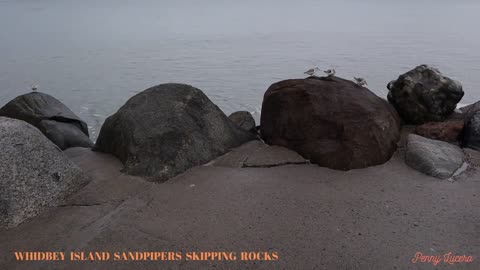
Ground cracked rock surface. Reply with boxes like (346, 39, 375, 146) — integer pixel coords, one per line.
(209, 140, 308, 168)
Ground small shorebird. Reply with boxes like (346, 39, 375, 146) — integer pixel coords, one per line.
(324, 69, 336, 77)
(304, 67, 320, 76)
(31, 85, 38, 92)
(354, 77, 368, 87)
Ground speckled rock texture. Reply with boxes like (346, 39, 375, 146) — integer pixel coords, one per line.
(0, 117, 90, 230)
(463, 111, 480, 150)
(228, 111, 256, 132)
(94, 83, 255, 182)
(459, 100, 480, 120)
(387, 65, 464, 124)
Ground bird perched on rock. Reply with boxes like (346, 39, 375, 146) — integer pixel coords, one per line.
(304, 67, 320, 76)
(354, 77, 368, 87)
(324, 69, 336, 77)
(31, 85, 38, 92)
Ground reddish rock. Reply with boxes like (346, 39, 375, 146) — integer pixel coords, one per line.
(260, 76, 401, 171)
(415, 120, 464, 143)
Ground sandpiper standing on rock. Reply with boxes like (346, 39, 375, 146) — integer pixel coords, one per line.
(31, 85, 38, 92)
(324, 69, 336, 77)
(354, 77, 368, 87)
(304, 67, 320, 76)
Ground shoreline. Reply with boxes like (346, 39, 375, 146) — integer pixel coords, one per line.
(1, 65, 480, 269)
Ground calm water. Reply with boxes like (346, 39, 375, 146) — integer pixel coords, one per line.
(1, 0, 479, 139)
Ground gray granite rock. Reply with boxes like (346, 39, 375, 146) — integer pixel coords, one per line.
(38, 120, 94, 150)
(459, 101, 480, 120)
(228, 111, 256, 132)
(463, 111, 480, 150)
(0, 92, 93, 150)
(387, 65, 464, 124)
(406, 134, 464, 179)
(94, 83, 255, 182)
(0, 117, 90, 229)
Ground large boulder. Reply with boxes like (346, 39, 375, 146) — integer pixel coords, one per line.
(94, 83, 255, 182)
(387, 65, 464, 124)
(228, 111, 256, 132)
(405, 134, 464, 179)
(0, 117, 90, 230)
(0, 92, 93, 150)
(260, 76, 401, 170)
(463, 111, 480, 150)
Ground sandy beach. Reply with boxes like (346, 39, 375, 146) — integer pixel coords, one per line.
(1, 141, 479, 270)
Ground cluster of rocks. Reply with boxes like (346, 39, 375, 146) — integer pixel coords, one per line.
(387, 65, 479, 179)
(259, 64, 479, 179)
(1, 64, 479, 230)
(0, 84, 257, 229)
(0, 93, 96, 229)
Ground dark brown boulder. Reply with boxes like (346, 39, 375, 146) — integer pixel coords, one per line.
(260, 76, 401, 170)
(415, 120, 464, 143)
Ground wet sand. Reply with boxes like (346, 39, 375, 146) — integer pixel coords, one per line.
(0, 143, 479, 270)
